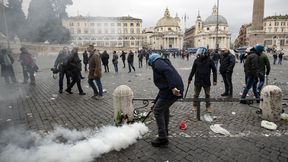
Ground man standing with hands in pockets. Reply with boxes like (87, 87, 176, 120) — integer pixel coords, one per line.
(148, 53, 184, 147)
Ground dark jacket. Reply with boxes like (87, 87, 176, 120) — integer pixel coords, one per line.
(258, 53, 270, 75)
(67, 52, 81, 73)
(0, 51, 15, 77)
(244, 52, 260, 77)
(212, 52, 221, 61)
(54, 50, 70, 71)
(188, 56, 217, 87)
(101, 51, 109, 65)
(152, 59, 184, 101)
(112, 53, 118, 64)
(220, 53, 235, 74)
(120, 51, 126, 60)
(83, 51, 89, 64)
(127, 52, 134, 63)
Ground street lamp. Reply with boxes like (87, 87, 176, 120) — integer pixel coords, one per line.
(216, 0, 219, 50)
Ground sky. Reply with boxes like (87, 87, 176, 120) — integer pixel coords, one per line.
(22, 0, 288, 41)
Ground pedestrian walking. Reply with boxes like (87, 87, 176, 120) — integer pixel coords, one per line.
(188, 47, 217, 113)
(83, 50, 89, 72)
(211, 49, 221, 71)
(65, 47, 86, 95)
(127, 50, 136, 73)
(272, 49, 277, 65)
(0, 49, 17, 84)
(219, 48, 235, 97)
(54, 47, 71, 93)
(148, 53, 184, 147)
(278, 50, 284, 65)
(138, 50, 144, 68)
(120, 51, 126, 68)
(112, 51, 119, 73)
(240, 47, 260, 104)
(101, 50, 110, 72)
(87, 45, 104, 100)
(19, 47, 38, 85)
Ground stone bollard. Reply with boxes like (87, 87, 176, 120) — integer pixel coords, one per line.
(113, 85, 134, 124)
(260, 85, 283, 121)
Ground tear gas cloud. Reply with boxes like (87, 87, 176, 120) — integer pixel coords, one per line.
(0, 123, 149, 162)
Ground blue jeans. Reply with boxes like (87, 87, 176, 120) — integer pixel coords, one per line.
(59, 70, 71, 90)
(241, 75, 259, 99)
(88, 77, 103, 96)
(113, 63, 118, 73)
(257, 73, 265, 93)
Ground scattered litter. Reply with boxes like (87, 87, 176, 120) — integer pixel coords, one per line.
(134, 74, 142, 77)
(52, 94, 58, 98)
(26, 96, 30, 98)
(280, 113, 288, 121)
(6, 119, 12, 122)
(179, 132, 191, 138)
(210, 124, 231, 136)
(112, 83, 116, 85)
(202, 114, 213, 122)
(8, 106, 12, 109)
(232, 112, 236, 115)
(27, 113, 32, 117)
(50, 98, 55, 100)
(143, 90, 147, 92)
(261, 120, 277, 130)
(103, 89, 107, 93)
(179, 120, 187, 130)
(85, 86, 89, 88)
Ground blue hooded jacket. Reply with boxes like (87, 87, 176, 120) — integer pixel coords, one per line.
(150, 55, 184, 101)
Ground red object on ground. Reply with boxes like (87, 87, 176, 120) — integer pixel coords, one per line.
(179, 120, 187, 130)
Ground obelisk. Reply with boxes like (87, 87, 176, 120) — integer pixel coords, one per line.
(249, 0, 265, 45)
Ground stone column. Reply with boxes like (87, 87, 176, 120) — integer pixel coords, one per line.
(260, 85, 283, 121)
(113, 85, 134, 124)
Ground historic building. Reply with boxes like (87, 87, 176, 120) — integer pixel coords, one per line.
(62, 16, 143, 49)
(184, 5, 231, 49)
(146, 8, 183, 50)
(234, 15, 288, 49)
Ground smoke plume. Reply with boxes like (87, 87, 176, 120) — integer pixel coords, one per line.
(0, 123, 148, 162)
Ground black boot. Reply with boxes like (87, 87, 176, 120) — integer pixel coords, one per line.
(151, 138, 169, 147)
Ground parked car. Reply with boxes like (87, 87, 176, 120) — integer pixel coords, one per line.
(187, 48, 198, 55)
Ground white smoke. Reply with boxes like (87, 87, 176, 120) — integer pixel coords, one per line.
(0, 123, 148, 162)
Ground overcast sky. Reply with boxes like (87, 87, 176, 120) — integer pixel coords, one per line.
(22, 0, 287, 41)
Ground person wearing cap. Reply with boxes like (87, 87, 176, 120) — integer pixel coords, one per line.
(219, 48, 235, 97)
(240, 47, 260, 104)
(255, 44, 270, 94)
(188, 47, 217, 113)
(148, 53, 184, 147)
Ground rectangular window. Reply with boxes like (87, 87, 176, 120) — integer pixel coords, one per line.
(98, 29, 102, 34)
(117, 23, 121, 27)
(110, 23, 115, 27)
(105, 29, 108, 34)
(77, 29, 81, 34)
(97, 23, 101, 27)
(104, 23, 108, 27)
(123, 23, 128, 27)
(124, 29, 128, 33)
(84, 29, 89, 34)
(136, 22, 140, 27)
(130, 28, 134, 34)
(118, 29, 122, 34)
(111, 29, 115, 34)
(90, 29, 95, 34)
(130, 23, 134, 27)
(69, 22, 74, 26)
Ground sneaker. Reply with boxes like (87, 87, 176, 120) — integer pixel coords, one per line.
(96, 96, 104, 100)
(65, 89, 73, 94)
(221, 93, 229, 97)
(91, 95, 98, 99)
(79, 92, 86, 95)
(59, 89, 63, 94)
(151, 138, 169, 147)
(206, 107, 212, 113)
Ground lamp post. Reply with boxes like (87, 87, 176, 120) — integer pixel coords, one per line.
(216, 0, 219, 50)
(1, 0, 10, 49)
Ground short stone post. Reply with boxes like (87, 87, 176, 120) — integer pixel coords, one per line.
(260, 85, 283, 121)
(113, 85, 134, 123)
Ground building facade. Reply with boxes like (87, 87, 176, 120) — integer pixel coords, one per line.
(235, 15, 288, 49)
(184, 6, 231, 49)
(62, 16, 143, 49)
(147, 8, 183, 50)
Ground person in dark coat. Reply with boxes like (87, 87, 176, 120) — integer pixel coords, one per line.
(219, 49, 235, 97)
(256, 44, 270, 94)
(127, 50, 136, 72)
(54, 47, 71, 93)
(19, 47, 38, 85)
(0, 49, 17, 84)
(112, 51, 119, 73)
(272, 49, 277, 65)
(65, 47, 86, 95)
(240, 47, 260, 104)
(120, 51, 126, 68)
(138, 50, 144, 68)
(101, 50, 110, 72)
(82, 50, 89, 71)
(278, 49, 284, 65)
(211, 49, 221, 70)
(188, 47, 217, 113)
(149, 53, 184, 147)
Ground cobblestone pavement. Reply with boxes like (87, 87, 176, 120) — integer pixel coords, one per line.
(0, 53, 288, 162)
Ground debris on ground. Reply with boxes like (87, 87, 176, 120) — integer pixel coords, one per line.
(261, 120, 277, 130)
(210, 124, 231, 136)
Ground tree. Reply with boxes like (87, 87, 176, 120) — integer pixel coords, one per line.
(25, 0, 72, 43)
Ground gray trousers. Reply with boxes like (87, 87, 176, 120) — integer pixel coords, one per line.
(154, 98, 177, 139)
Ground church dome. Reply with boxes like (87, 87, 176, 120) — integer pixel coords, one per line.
(156, 8, 179, 27)
(204, 5, 228, 26)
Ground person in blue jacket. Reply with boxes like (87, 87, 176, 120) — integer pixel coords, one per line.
(148, 53, 184, 147)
